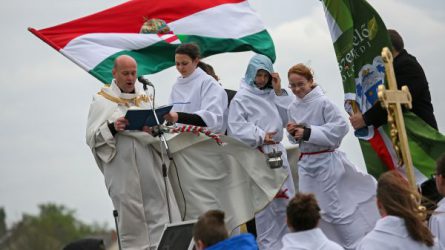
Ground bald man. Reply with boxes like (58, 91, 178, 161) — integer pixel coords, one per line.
(86, 55, 180, 250)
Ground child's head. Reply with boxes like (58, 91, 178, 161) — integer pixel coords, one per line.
(436, 153, 445, 196)
(286, 193, 320, 232)
(193, 210, 229, 250)
(287, 63, 316, 99)
(175, 43, 201, 78)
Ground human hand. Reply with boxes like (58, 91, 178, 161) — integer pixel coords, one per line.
(264, 131, 277, 145)
(271, 72, 282, 95)
(114, 116, 129, 132)
(293, 127, 305, 141)
(287, 122, 299, 135)
(164, 112, 178, 123)
(142, 126, 153, 135)
(349, 112, 366, 130)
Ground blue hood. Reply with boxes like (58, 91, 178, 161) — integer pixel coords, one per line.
(245, 54, 274, 88)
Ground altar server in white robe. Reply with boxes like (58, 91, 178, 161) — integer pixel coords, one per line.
(281, 192, 343, 250)
(430, 153, 445, 244)
(228, 54, 296, 250)
(86, 55, 180, 250)
(286, 63, 379, 250)
(164, 43, 228, 133)
(358, 171, 443, 250)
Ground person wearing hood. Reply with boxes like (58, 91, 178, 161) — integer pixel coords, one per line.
(286, 63, 379, 250)
(164, 43, 228, 133)
(227, 54, 296, 250)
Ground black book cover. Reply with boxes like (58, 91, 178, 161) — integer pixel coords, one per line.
(124, 105, 173, 130)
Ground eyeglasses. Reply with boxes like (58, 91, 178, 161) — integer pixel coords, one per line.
(288, 82, 307, 89)
(431, 173, 442, 179)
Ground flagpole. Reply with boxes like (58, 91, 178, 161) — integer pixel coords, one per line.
(28, 27, 61, 51)
(28, 27, 89, 72)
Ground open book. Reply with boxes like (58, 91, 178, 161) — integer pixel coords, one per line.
(124, 105, 173, 130)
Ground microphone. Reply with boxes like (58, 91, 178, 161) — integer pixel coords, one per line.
(138, 76, 154, 88)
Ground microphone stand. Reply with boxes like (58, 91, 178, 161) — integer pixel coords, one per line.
(141, 80, 173, 223)
(113, 210, 122, 250)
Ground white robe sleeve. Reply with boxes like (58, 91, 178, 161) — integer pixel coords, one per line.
(273, 92, 294, 128)
(86, 95, 118, 164)
(286, 104, 299, 145)
(92, 123, 117, 163)
(193, 79, 228, 133)
(307, 100, 349, 148)
(228, 98, 265, 148)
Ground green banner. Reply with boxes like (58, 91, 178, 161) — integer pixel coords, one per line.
(323, 0, 391, 112)
(321, 0, 445, 181)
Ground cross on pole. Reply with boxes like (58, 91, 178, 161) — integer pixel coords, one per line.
(379, 47, 416, 190)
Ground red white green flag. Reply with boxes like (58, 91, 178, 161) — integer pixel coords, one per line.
(321, 0, 445, 184)
(29, 0, 275, 84)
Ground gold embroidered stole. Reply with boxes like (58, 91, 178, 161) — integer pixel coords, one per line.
(98, 90, 149, 107)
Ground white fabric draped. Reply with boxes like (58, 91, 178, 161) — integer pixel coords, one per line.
(164, 133, 288, 232)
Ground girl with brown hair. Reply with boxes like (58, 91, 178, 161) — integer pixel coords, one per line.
(357, 171, 442, 249)
(164, 43, 228, 133)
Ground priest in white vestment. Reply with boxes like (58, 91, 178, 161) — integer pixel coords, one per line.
(86, 55, 180, 250)
(228, 54, 296, 250)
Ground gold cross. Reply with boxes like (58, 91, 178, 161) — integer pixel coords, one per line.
(379, 47, 416, 190)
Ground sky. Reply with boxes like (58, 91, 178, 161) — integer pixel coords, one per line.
(0, 0, 444, 228)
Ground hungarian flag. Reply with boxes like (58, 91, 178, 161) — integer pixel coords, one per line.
(29, 0, 275, 84)
(321, 0, 445, 183)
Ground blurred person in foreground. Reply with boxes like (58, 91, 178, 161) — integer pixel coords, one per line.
(194, 210, 258, 250)
(357, 171, 442, 249)
(281, 193, 343, 250)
